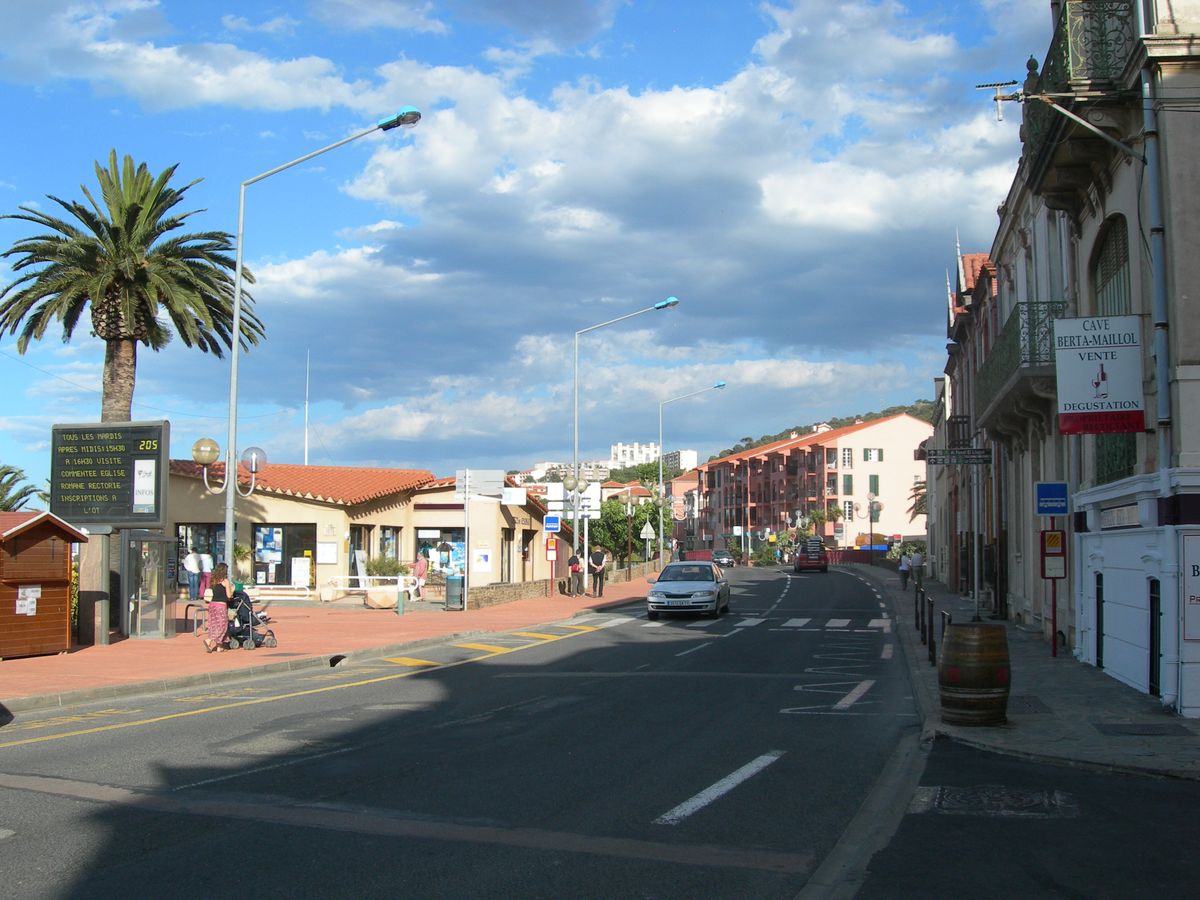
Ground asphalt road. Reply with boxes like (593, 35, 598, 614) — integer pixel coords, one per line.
(0, 565, 919, 898)
(857, 737, 1200, 899)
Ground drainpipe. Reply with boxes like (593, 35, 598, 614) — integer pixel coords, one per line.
(1135, 4, 1178, 711)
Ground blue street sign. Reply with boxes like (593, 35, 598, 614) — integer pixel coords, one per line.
(544, 515, 561, 533)
(1035, 482, 1069, 517)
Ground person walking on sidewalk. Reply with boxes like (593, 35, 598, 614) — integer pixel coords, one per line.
(198, 548, 214, 598)
(412, 552, 428, 600)
(182, 547, 201, 603)
(589, 545, 607, 598)
(910, 548, 924, 588)
(567, 551, 584, 596)
(204, 562, 232, 653)
(898, 550, 911, 590)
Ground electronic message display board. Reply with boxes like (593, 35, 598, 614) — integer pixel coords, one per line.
(50, 421, 170, 527)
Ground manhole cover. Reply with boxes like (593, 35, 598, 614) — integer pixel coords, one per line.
(1007, 694, 1052, 714)
(909, 785, 1077, 818)
(1092, 722, 1194, 737)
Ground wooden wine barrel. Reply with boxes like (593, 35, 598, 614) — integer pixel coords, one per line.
(938, 623, 1011, 725)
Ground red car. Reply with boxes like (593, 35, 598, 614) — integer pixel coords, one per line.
(793, 538, 829, 573)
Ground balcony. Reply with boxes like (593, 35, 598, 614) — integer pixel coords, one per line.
(976, 301, 1066, 439)
(1023, 1, 1137, 202)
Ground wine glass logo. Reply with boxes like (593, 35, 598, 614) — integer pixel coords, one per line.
(1091, 362, 1109, 399)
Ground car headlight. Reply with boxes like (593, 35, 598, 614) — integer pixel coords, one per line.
(649, 591, 666, 600)
(691, 589, 716, 599)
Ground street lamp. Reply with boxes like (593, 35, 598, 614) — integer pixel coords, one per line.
(622, 486, 635, 578)
(659, 380, 726, 562)
(221, 107, 421, 568)
(854, 492, 883, 567)
(572, 297, 679, 556)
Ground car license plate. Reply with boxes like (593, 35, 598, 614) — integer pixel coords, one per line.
(665, 599, 691, 606)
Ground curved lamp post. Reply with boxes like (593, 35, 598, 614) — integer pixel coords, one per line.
(854, 492, 883, 567)
(221, 107, 421, 568)
(658, 380, 726, 562)
(571, 297, 679, 556)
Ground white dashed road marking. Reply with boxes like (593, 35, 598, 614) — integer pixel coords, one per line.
(654, 751, 786, 825)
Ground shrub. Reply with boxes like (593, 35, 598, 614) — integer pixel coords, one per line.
(365, 556, 410, 577)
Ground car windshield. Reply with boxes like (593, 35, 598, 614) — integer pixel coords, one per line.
(659, 565, 713, 582)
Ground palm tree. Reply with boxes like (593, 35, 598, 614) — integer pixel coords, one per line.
(0, 150, 265, 422)
(0, 465, 40, 511)
(907, 479, 927, 521)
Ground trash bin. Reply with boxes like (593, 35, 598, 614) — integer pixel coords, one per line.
(445, 575, 464, 610)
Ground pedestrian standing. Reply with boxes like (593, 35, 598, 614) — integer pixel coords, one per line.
(589, 545, 607, 598)
(910, 548, 924, 588)
(182, 547, 201, 603)
(198, 548, 214, 598)
(204, 562, 232, 653)
(412, 552, 428, 600)
(898, 550, 911, 590)
(567, 551, 584, 596)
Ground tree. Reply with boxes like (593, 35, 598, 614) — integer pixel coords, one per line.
(0, 465, 40, 511)
(0, 151, 265, 422)
(907, 479, 927, 521)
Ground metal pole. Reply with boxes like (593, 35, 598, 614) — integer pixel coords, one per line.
(222, 113, 419, 570)
(572, 331, 579, 558)
(658, 403, 665, 563)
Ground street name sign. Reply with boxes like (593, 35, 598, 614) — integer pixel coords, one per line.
(925, 447, 992, 465)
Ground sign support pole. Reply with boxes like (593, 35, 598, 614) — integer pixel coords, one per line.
(1051, 515, 1058, 657)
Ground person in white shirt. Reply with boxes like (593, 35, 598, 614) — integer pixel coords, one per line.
(199, 550, 215, 598)
(909, 549, 924, 588)
(182, 547, 201, 602)
(898, 551, 912, 590)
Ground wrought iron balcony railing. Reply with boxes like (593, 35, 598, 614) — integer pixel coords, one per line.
(1024, 1, 1135, 164)
(975, 301, 1066, 416)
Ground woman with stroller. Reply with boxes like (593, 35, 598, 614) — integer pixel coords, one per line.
(204, 561, 233, 653)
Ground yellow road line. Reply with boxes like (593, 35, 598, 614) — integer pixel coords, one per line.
(560, 625, 597, 633)
(511, 632, 561, 641)
(454, 642, 515, 654)
(384, 657, 441, 667)
(0, 623, 596, 750)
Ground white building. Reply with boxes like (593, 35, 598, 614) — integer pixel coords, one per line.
(610, 442, 659, 468)
(662, 449, 699, 472)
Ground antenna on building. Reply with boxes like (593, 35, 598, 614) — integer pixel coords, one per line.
(975, 80, 1019, 121)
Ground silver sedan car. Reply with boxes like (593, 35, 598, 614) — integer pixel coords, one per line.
(646, 561, 730, 620)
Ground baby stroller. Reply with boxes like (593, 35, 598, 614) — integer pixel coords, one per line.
(226, 590, 278, 649)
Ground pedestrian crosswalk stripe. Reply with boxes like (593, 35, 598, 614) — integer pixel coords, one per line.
(642, 621, 666, 627)
(784, 618, 812, 628)
(826, 618, 851, 628)
(384, 657, 440, 667)
(867, 619, 892, 632)
(734, 618, 764, 627)
(687, 620, 717, 628)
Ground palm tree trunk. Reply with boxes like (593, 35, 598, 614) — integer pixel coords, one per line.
(101, 339, 138, 422)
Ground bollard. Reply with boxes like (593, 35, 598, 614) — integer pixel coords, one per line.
(919, 589, 928, 643)
(928, 596, 937, 665)
(941, 609, 952, 641)
(914, 585, 921, 630)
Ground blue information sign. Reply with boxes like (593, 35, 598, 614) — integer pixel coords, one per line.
(1035, 482, 1069, 517)
(544, 515, 561, 533)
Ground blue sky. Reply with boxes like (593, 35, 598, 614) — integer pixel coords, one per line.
(0, 0, 1053, 491)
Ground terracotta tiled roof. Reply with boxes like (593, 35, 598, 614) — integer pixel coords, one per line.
(0, 509, 90, 542)
(697, 417, 899, 470)
(170, 460, 435, 506)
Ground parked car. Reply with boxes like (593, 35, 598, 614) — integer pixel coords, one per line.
(646, 561, 730, 620)
(793, 538, 829, 573)
(712, 549, 736, 568)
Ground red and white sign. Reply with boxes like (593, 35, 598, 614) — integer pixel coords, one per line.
(546, 536, 558, 561)
(1040, 529, 1066, 580)
(1054, 315, 1144, 435)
